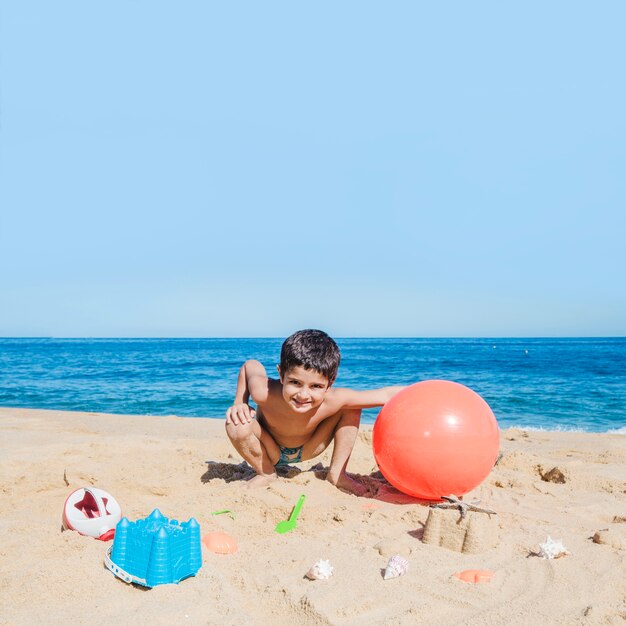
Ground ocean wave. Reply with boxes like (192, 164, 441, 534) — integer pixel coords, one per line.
(607, 426, 626, 435)
(503, 424, 626, 435)
(506, 424, 587, 433)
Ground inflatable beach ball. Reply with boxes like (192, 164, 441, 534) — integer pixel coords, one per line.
(373, 380, 500, 500)
(62, 487, 122, 541)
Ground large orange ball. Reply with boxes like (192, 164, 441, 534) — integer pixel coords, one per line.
(372, 380, 500, 500)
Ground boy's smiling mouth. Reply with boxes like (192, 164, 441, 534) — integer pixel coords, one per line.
(292, 399, 312, 409)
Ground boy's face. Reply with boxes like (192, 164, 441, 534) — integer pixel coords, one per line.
(278, 365, 331, 413)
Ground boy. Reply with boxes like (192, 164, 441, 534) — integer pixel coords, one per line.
(225, 329, 404, 495)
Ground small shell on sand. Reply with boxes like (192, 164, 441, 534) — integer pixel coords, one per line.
(383, 555, 409, 580)
(538, 536, 569, 559)
(305, 559, 334, 580)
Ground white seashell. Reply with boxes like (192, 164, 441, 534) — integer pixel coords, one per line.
(383, 554, 409, 580)
(538, 536, 569, 559)
(305, 559, 334, 580)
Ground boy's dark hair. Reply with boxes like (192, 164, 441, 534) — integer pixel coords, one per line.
(280, 329, 341, 385)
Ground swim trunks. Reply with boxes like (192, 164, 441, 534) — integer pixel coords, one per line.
(276, 445, 304, 466)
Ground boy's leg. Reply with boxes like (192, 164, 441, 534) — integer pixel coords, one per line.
(225, 419, 281, 486)
(302, 409, 369, 496)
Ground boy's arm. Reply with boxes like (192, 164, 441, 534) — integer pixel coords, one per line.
(226, 360, 269, 425)
(329, 386, 406, 410)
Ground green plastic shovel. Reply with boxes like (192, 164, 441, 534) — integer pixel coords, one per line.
(275, 494, 306, 534)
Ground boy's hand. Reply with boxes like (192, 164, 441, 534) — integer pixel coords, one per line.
(225, 403, 256, 425)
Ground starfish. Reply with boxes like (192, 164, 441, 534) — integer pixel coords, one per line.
(431, 494, 497, 519)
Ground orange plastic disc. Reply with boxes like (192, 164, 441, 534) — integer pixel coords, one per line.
(202, 532, 238, 554)
(454, 569, 494, 583)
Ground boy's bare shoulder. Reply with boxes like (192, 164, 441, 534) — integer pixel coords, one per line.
(324, 387, 353, 409)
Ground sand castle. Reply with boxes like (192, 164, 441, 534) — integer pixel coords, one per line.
(422, 505, 499, 554)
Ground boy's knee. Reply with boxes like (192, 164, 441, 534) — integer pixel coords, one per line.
(225, 420, 254, 442)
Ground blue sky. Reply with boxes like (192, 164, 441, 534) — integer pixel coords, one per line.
(1, 2, 624, 337)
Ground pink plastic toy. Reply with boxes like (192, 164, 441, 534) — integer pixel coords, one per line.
(62, 487, 122, 541)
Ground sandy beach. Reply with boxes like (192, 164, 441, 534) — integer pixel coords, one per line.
(1, 406, 625, 625)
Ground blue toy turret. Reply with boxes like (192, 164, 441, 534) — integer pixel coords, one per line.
(111, 517, 130, 567)
(186, 518, 202, 572)
(146, 527, 172, 587)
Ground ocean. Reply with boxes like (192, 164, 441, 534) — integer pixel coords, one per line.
(0, 338, 624, 433)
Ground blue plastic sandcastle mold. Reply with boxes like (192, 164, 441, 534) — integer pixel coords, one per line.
(108, 509, 202, 587)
